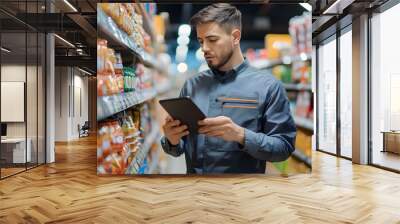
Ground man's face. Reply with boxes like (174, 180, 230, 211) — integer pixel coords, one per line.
(196, 22, 236, 70)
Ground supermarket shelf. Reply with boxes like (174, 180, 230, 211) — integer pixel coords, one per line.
(283, 83, 312, 91)
(147, 148, 160, 174)
(97, 89, 157, 121)
(250, 58, 282, 70)
(97, 7, 167, 74)
(250, 53, 312, 70)
(97, 7, 144, 60)
(126, 126, 160, 174)
(294, 116, 314, 131)
(136, 3, 156, 42)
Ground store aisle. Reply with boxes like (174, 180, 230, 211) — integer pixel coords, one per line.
(0, 137, 399, 223)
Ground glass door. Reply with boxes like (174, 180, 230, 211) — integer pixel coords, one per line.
(370, 2, 400, 171)
(317, 36, 337, 154)
(339, 27, 352, 159)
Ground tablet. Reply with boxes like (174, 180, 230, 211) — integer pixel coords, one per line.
(159, 97, 206, 134)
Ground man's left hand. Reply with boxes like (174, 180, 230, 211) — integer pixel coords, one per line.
(198, 116, 245, 145)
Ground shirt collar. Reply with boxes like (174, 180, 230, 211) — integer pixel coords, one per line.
(211, 59, 249, 82)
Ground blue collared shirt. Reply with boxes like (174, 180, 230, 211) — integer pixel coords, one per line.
(161, 60, 296, 174)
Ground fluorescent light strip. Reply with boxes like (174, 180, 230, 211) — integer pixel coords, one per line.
(299, 3, 312, 12)
(54, 34, 75, 48)
(63, 0, 78, 12)
(78, 67, 92, 76)
(1, 47, 11, 53)
(323, 0, 342, 14)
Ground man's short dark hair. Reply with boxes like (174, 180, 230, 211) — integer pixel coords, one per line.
(190, 3, 242, 33)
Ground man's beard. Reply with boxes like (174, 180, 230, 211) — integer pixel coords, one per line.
(207, 48, 234, 71)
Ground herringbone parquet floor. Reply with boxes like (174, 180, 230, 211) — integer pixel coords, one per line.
(0, 136, 399, 224)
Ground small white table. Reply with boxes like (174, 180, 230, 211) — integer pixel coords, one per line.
(1, 138, 32, 163)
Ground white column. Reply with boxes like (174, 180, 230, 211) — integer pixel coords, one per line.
(46, 32, 55, 163)
(352, 14, 369, 164)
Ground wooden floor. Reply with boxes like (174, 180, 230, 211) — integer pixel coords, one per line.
(0, 136, 400, 223)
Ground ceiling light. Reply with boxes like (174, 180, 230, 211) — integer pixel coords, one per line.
(1, 47, 11, 53)
(54, 34, 75, 48)
(177, 63, 188, 73)
(63, 0, 78, 12)
(77, 67, 92, 76)
(178, 24, 191, 37)
(177, 36, 190, 46)
(299, 3, 312, 12)
(322, 0, 353, 14)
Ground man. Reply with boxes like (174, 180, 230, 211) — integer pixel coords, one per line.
(160, 3, 296, 174)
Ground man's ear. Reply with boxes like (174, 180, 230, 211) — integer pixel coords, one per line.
(232, 28, 241, 45)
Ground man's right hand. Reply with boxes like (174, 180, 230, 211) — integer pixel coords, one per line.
(162, 116, 189, 146)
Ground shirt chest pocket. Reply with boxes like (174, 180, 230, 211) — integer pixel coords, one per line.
(205, 93, 260, 150)
(217, 96, 260, 131)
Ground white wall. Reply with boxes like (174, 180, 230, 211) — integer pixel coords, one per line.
(1, 65, 41, 137)
(54, 67, 89, 141)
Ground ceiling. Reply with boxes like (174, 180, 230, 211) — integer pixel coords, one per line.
(3, 0, 391, 69)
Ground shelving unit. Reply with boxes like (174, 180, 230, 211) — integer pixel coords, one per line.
(97, 89, 157, 121)
(294, 116, 313, 131)
(97, 7, 162, 72)
(97, 7, 144, 59)
(126, 126, 160, 174)
(283, 83, 312, 91)
(97, 3, 173, 175)
(250, 53, 311, 70)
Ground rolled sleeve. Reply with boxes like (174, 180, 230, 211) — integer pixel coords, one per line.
(160, 136, 185, 157)
(242, 128, 259, 153)
(240, 80, 296, 162)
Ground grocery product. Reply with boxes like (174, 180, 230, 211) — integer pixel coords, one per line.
(291, 61, 311, 83)
(114, 53, 125, 93)
(123, 67, 136, 92)
(100, 3, 146, 49)
(265, 34, 292, 60)
(97, 120, 126, 175)
(97, 40, 120, 96)
(272, 65, 292, 83)
(289, 12, 312, 55)
(97, 113, 145, 175)
(135, 63, 154, 90)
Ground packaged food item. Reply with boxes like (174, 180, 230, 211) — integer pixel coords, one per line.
(100, 3, 122, 21)
(272, 65, 292, 84)
(289, 12, 312, 55)
(97, 122, 112, 164)
(114, 53, 125, 93)
(123, 67, 137, 92)
(97, 119, 129, 175)
(122, 115, 141, 156)
(292, 61, 311, 83)
(97, 39, 123, 96)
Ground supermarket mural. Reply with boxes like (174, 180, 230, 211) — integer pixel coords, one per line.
(97, 3, 312, 175)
